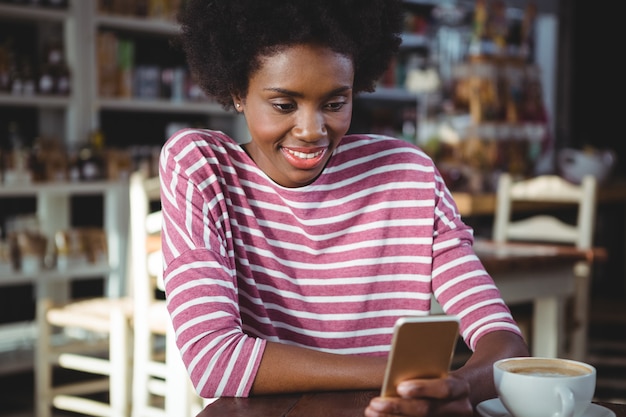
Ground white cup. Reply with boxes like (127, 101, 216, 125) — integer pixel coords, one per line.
(493, 357, 596, 417)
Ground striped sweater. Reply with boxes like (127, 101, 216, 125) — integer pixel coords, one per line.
(159, 129, 520, 398)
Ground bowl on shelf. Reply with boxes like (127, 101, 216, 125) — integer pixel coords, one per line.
(557, 147, 617, 184)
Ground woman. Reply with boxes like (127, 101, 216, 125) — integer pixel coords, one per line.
(160, 1, 529, 416)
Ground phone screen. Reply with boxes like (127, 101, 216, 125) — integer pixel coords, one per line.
(380, 315, 460, 397)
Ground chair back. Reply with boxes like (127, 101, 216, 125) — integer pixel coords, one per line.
(492, 174, 597, 249)
(128, 171, 162, 302)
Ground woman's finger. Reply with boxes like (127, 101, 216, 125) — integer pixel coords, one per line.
(365, 396, 473, 417)
(397, 376, 469, 400)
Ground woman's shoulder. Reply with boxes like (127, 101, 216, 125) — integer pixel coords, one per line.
(338, 133, 434, 163)
(341, 133, 421, 149)
(162, 128, 245, 159)
(164, 128, 238, 148)
(160, 128, 250, 178)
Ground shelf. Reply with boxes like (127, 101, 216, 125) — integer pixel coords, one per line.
(400, 33, 430, 49)
(0, 180, 128, 298)
(403, 0, 476, 9)
(0, 321, 36, 376)
(403, 0, 440, 5)
(358, 87, 419, 102)
(98, 97, 228, 115)
(0, 262, 111, 287)
(96, 13, 179, 36)
(0, 92, 71, 109)
(0, 180, 125, 197)
(0, 3, 68, 22)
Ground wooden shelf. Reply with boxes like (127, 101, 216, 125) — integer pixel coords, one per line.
(0, 321, 35, 376)
(0, 3, 68, 22)
(358, 87, 419, 102)
(0, 263, 111, 287)
(95, 13, 179, 36)
(0, 180, 125, 197)
(0, 93, 70, 109)
(98, 97, 228, 115)
(400, 33, 429, 49)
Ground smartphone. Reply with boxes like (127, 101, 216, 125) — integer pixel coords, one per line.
(380, 315, 460, 397)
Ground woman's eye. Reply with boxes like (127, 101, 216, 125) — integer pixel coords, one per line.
(326, 101, 346, 111)
(273, 102, 295, 112)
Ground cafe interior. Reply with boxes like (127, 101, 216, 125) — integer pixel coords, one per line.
(0, 0, 625, 416)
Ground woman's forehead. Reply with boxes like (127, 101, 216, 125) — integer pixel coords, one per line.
(251, 44, 354, 88)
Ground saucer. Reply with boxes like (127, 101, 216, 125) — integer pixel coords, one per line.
(476, 398, 616, 417)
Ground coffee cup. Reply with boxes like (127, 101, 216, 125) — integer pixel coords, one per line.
(493, 357, 596, 417)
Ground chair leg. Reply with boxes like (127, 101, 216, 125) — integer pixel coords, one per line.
(35, 298, 53, 417)
(131, 327, 150, 417)
(110, 306, 133, 417)
(568, 264, 591, 361)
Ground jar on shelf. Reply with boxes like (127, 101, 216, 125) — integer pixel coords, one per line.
(3, 122, 33, 185)
(14, 231, 47, 274)
(0, 238, 13, 275)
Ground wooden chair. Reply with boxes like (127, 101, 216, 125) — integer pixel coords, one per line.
(492, 173, 598, 361)
(35, 260, 133, 416)
(128, 170, 207, 417)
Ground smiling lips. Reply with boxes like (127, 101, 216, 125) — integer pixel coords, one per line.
(286, 148, 323, 159)
(282, 146, 327, 170)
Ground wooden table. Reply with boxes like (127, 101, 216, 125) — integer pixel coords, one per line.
(451, 177, 626, 297)
(475, 240, 605, 358)
(432, 239, 606, 358)
(197, 390, 626, 417)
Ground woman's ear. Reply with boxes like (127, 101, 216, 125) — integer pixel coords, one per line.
(232, 96, 244, 113)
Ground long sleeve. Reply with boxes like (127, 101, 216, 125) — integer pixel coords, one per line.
(159, 129, 265, 397)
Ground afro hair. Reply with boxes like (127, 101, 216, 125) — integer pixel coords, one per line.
(176, 0, 404, 110)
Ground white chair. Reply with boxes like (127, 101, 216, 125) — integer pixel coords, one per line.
(35, 262, 133, 417)
(128, 170, 207, 417)
(492, 173, 598, 360)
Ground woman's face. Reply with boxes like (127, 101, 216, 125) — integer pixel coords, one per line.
(235, 44, 354, 188)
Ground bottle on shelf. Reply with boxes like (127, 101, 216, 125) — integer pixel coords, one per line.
(38, 39, 71, 96)
(55, 60, 71, 96)
(9, 58, 23, 95)
(0, 40, 11, 92)
(76, 129, 106, 181)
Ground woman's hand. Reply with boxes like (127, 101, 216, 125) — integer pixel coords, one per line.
(364, 375, 473, 417)
(364, 331, 529, 416)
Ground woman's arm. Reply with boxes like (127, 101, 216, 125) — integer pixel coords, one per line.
(252, 329, 528, 403)
(251, 341, 388, 395)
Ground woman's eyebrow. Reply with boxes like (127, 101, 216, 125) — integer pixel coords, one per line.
(263, 86, 352, 98)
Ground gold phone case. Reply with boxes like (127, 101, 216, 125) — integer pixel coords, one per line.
(381, 315, 460, 397)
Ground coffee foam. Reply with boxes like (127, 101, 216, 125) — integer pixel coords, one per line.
(498, 358, 591, 378)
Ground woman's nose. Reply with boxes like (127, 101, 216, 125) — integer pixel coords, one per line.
(292, 108, 327, 141)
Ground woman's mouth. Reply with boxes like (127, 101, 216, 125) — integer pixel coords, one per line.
(281, 146, 327, 170)
(285, 148, 324, 159)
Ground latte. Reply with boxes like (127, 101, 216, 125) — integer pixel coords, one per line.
(499, 359, 591, 378)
